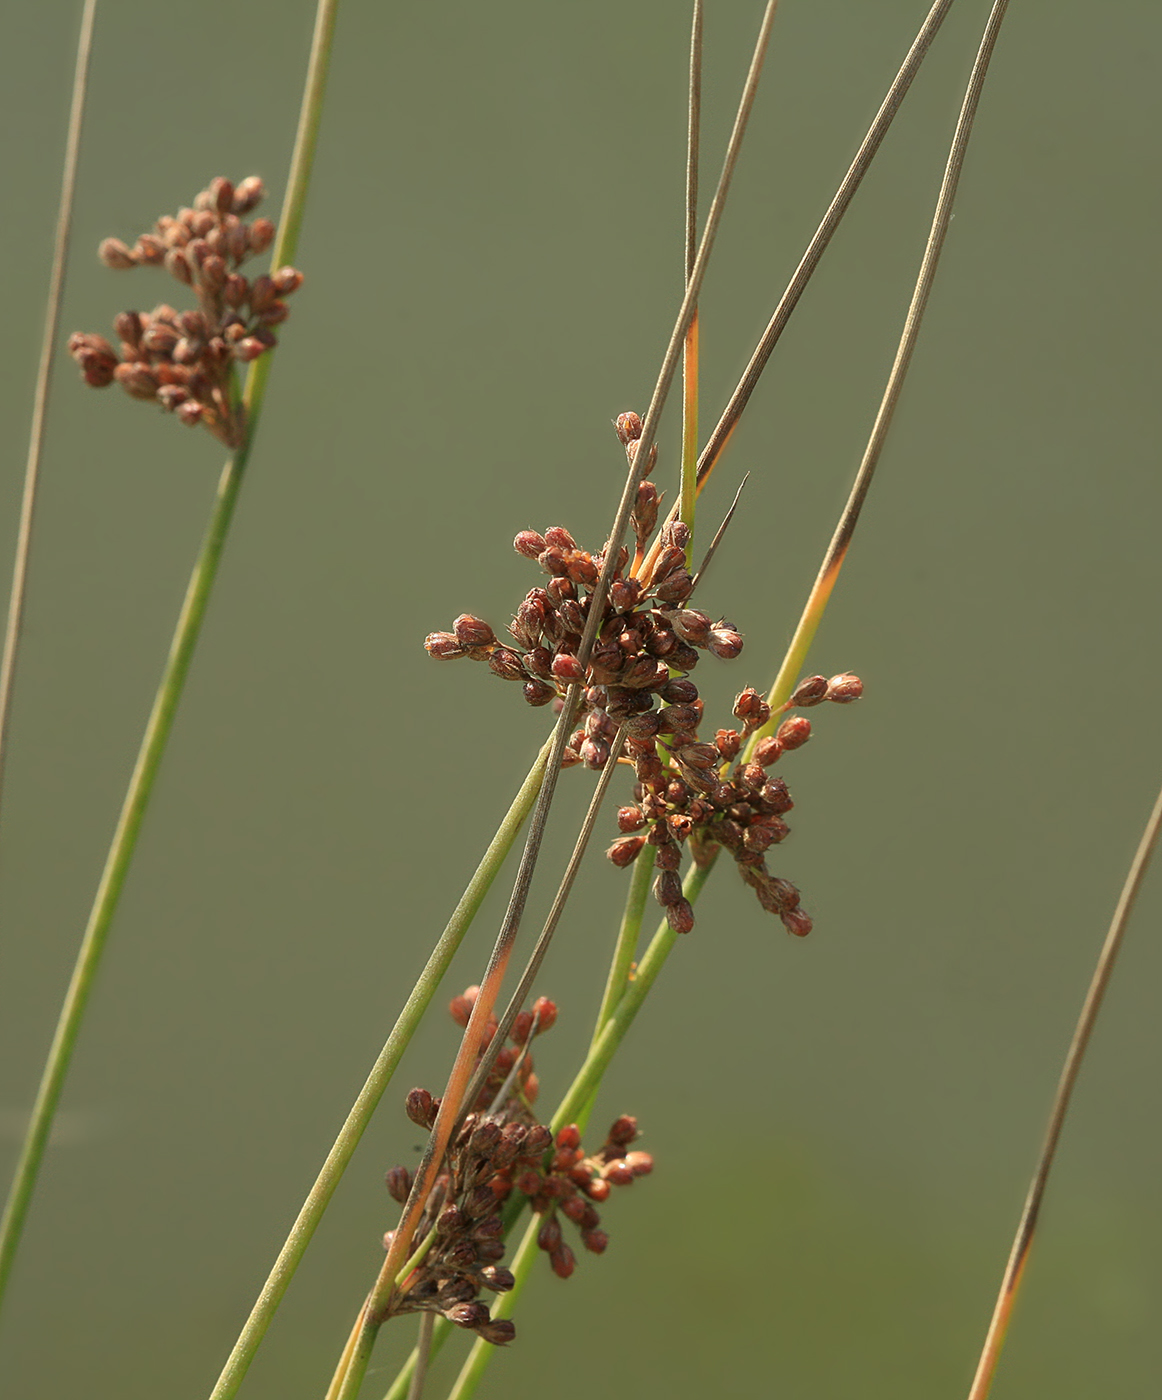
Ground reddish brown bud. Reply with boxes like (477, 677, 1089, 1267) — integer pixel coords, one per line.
(775, 715, 811, 751)
(523, 679, 556, 706)
(446, 1302, 492, 1330)
(113, 363, 159, 399)
(715, 729, 742, 761)
(550, 652, 584, 683)
(615, 411, 643, 444)
(231, 176, 265, 213)
(653, 870, 683, 907)
(134, 233, 166, 265)
(556, 1124, 581, 1151)
(405, 1087, 437, 1128)
(488, 647, 526, 680)
(425, 631, 465, 660)
(385, 1165, 411, 1203)
(782, 906, 814, 937)
(549, 1243, 576, 1279)
(271, 265, 303, 295)
(584, 1176, 611, 1202)
(610, 576, 642, 611)
(537, 1215, 563, 1253)
(789, 674, 829, 707)
(543, 526, 576, 550)
(607, 835, 646, 868)
(667, 609, 711, 645)
(655, 569, 694, 604)
(734, 688, 771, 730)
(98, 237, 137, 269)
(449, 986, 480, 1026)
(826, 671, 863, 703)
(665, 897, 694, 933)
(602, 1159, 635, 1186)
(707, 626, 744, 660)
(531, 996, 557, 1033)
(175, 401, 205, 427)
(617, 806, 645, 833)
(624, 1150, 654, 1176)
(480, 1265, 515, 1293)
(233, 336, 269, 362)
(209, 176, 235, 213)
(476, 1318, 517, 1346)
(607, 1114, 638, 1146)
(249, 218, 275, 253)
(452, 614, 495, 648)
(754, 735, 783, 766)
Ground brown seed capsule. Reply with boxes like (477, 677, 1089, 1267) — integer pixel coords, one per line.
(98, 237, 137, 269)
(488, 647, 526, 680)
(453, 614, 496, 648)
(653, 870, 683, 907)
(480, 1265, 515, 1293)
(249, 218, 275, 253)
(233, 336, 268, 362)
(175, 401, 205, 428)
(667, 897, 695, 934)
(476, 1318, 517, 1346)
(602, 1159, 635, 1186)
(232, 175, 265, 214)
(707, 627, 744, 660)
(537, 1215, 563, 1253)
(384, 1165, 411, 1203)
(624, 1150, 653, 1176)
(826, 672, 863, 703)
(134, 233, 166, 265)
(654, 569, 693, 604)
(668, 609, 711, 645)
(760, 778, 793, 815)
(549, 1243, 576, 1279)
(446, 1302, 492, 1330)
(790, 674, 829, 707)
(531, 995, 557, 1032)
(271, 265, 304, 295)
(405, 1087, 437, 1128)
(617, 806, 645, 833)
(615, 411, 643, 444)
(775, 715, 811, 750)
(550, 652, 584, 683)
(523, 679, 556, 706)
(113, 363, 159, 399)
(425, 631, 465, 660)
(782, 906, 814, 937)
(610, 576, 642, 611)
(716, 728, 742, 761)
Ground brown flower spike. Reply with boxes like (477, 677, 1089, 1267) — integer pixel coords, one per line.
(67, 176, 303, 447)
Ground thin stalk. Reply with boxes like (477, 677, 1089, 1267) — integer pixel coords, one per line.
(966, 779, 1162, 1400)
(679, 0, 703, 544)
(206, 738, 550, 1400)
(638, 0, 957, 586)
(593, 843, 653, 1045)
(381, 1321, 450, 1400)
(0, 0, 97, 832)
(406, 1313, 435, 1400)
(329, 17, 784, 1393)
(746, 0, 1011, 756)
(459, 730, 627, 1118)
(0, 0, 340, 1321)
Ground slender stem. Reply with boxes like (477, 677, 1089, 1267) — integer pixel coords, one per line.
(207, 740, 550, 1400)
(459, 731, 627, 1118)
(679, 1, 703, 545)
(746, 0, 1009, 756)
(0, 0, 97, 832)
(381, 1320, 450, 1400)
(966, 778, 1162, 1400)
(0, 0, 341, 1325)
(406, 1313, 435, 1400)
(694, 0, 957, 490)
(331, 13, 783, 1394)
(638, 0, 957, 586)
(593, 843, 653, 1046)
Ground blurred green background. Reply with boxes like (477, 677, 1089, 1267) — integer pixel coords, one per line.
(1, 2, 1159, 1396)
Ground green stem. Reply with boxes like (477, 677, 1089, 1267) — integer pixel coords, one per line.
(208, 739, 549, 1400)
(0, 0, 340, 1322)
(592, 844, 653, 1046)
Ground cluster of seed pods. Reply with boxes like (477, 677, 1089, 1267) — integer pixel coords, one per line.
(67, 176, 303, 446)
(383, 990, 651, 1344)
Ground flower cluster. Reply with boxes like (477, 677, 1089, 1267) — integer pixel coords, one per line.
(66, 176, 303, 447)
(383, 988, 651, 1345)
(425, 411, 743, 773)
(609, 673, 862, 936)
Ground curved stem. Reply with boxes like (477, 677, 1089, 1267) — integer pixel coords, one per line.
(0, 0, 97, 833)
(0, 0, 341, 1323)
(207, 740, 550, 1400)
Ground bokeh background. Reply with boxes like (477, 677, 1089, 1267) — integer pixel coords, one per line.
(1, 2, 1159, 1396)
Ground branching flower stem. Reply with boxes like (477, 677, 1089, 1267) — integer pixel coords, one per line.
(0, 0, 340, 1324)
